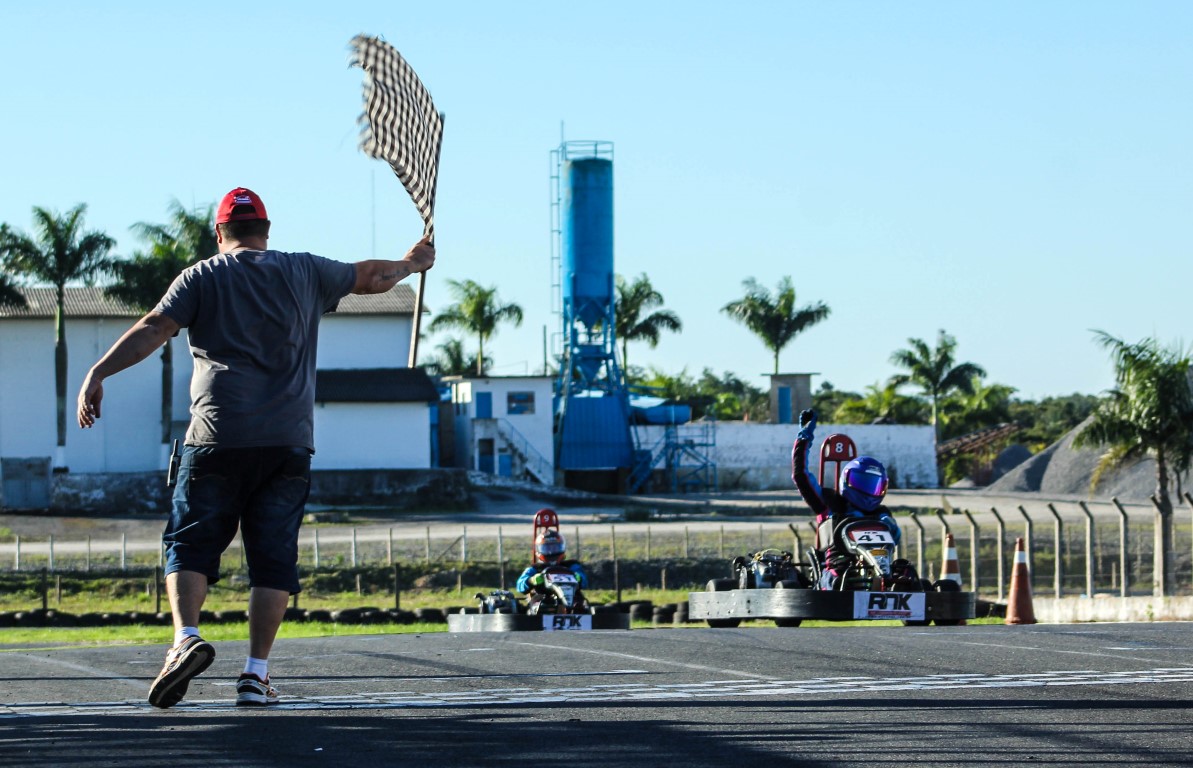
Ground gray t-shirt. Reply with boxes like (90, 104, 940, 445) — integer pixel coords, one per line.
(154, 249, 356, 450)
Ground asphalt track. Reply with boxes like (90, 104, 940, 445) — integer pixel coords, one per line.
(2, 622, 1192, 767)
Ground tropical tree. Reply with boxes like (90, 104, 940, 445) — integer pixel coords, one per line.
(833, 383, 926, 425)
(0, 205, 116, 467)
(696, 368, 767, 422)
(131, 199, 218, 265)
(939, 376, 1016, 440)
(889, 329, 985, 442)
(614, 273, 682, 369)
(0, 273, 27, 309)
(721, 276, 830, 374)
(426, 279, 523, 376)
(425, 337, 489, 377)
(1074, 332, 1193, 596)
(811, 381, 860, 421)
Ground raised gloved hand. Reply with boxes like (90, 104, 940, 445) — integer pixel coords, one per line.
(797, 409, 817, 442)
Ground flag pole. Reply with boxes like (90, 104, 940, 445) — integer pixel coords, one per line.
(408, 271, 426, 368)
(408, 112, 443, 370)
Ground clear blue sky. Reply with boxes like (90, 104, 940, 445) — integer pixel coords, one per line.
(3, 2, 1190, 401)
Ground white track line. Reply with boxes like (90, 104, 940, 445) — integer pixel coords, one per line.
(4, 667, 1193, 718)
(7, 654, 145, 693)
(510, 639, 780, 680)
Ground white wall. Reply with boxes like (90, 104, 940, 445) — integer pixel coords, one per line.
(636, 421, 938, 491)
(318, 315, 412, 369)
(2, 311, 423, 475)
(0, 317, 164, 472)
(312, 402, 431, 469)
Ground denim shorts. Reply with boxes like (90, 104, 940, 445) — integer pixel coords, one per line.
(163, 445, 311, 593)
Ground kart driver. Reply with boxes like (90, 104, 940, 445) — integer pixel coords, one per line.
(790, 409, 909, 589)
(516, 529, 589, 594)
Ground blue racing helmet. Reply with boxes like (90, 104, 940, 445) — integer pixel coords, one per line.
(839, 456, 888, 512)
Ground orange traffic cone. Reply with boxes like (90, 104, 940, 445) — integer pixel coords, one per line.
(941, 533, 962, 588)
(1005, 537, 1036, 625)
(940, 532, 966, 624)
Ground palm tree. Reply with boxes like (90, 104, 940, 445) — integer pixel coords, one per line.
(889, 329, 986, 442)
(131, 199, 218, 265)
(833, 383, 926, 425)
(721, 276, 830, 374)
(939, 375, 1016, 440)
(0, 273, 27, 309)
(426, 279, 523, 375)
(1074, 332, 1193, 596)
(426, 337, 489, 377)
(0, 205, 116, 468)
(615, 273, 682, 369)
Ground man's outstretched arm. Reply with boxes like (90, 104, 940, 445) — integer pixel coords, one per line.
(78, 311, 180, 428)
(352, 237, 435, 295)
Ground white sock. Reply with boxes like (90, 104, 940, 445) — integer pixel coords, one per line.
(243, 657, 269, 681)
(174, 626, 200, 647)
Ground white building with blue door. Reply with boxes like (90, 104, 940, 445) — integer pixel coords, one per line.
(445, 375, 555, 484)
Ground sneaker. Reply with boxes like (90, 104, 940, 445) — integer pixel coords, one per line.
(236, 673, 280, 706)
(148, 636, 215, 709)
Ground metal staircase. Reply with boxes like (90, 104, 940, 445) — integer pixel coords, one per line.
(628, 421, 718, 494)
(490, 418, 554, 485)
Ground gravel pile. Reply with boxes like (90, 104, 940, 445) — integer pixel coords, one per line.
(986, 417, 1192, 501)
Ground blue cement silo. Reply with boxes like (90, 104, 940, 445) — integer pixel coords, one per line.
(553, 141, 638, 482)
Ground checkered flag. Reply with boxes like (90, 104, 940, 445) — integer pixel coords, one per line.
(349, 34, 444, 365)
(349, 34, 444, 239)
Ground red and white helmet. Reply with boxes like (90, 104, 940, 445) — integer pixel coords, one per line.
(534, 530, 567, 565)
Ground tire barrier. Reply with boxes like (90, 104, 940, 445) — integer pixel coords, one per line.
(0, 607, 442, 627)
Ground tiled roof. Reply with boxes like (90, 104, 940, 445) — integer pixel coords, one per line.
(334, 285, 423, 315)
(315, 368, 440, 403)
(0, 286, 139, 319)
(0, 284, 426, 319)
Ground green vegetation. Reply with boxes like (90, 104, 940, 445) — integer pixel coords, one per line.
(722, 276, 830, 375)
(615, 272, 682, 370)
(426, 278, 524, 375)
(1075, 331, 1193, 597)
(0, 204, 117, 458)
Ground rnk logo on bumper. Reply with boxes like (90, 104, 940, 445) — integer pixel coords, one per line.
(853, 592, 926, 621)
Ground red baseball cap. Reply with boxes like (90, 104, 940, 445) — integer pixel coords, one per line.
(216, 187, 269, 223)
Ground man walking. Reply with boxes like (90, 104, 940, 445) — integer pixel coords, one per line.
(77, 187, 434, 708)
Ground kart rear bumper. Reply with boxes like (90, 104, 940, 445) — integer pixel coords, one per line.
(447, 611, 631, 632)
(688, 584, 975, 623)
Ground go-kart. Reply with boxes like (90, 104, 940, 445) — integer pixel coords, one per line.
(446, 508, 630, 633)
(688, 433, 974, 629)
(525, 567, 591, 616)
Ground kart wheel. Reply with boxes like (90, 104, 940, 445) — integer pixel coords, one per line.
(706, 618, 741, 629)
(737, 567, 754, 590)
(707, 578, 737, 592)
(902, 619, 930, 626)
(773, 618, 802, 628)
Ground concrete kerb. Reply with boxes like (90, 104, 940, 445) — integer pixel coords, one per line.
(1033, 596, 1193, 623)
